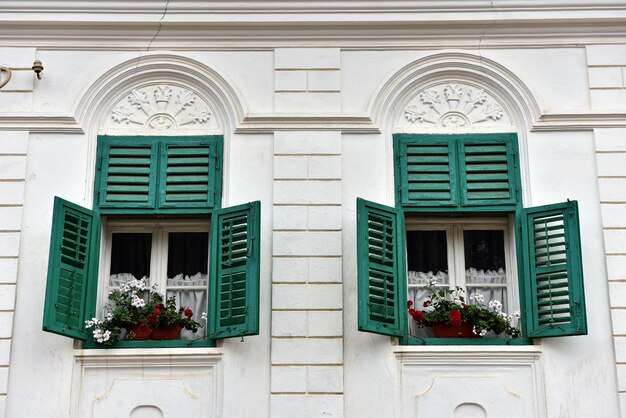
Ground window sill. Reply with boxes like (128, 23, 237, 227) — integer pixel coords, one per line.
(394, 342, 541, 355)
(82, 338, 215, 350)
(402, 337, 532, 346)
(75, 345, 223, 358)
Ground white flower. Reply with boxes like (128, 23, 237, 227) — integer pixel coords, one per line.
(131, 295, 146, 308)
(106, 312, 113, 321)
(428, 277, 438, 286)
(479, 329, 487, 337)
(512, 311, 521, 319)
(488, 300, 503, 312)
(469, 292, 484, 303)
(453, 298, 462, 305)
(201, 312, 208, 321)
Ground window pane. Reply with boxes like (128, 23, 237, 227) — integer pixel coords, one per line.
(406, 230, 449, 324)
(166, 232, 208, 340)
(464, 230, 507, 311)
(167, 232, 208, 278)
(406, 230, 448, 284)
(109, 233, 152, 286)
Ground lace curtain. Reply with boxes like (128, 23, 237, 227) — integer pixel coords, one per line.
(407, 268, 507, 311)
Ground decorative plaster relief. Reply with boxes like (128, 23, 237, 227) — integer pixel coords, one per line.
(73, 352, 222, 418)
(105, 84, 217, 132)
(399, 82, 512, 130)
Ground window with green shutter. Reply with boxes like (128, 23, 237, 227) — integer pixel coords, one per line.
(43, 135, 262, 348)
(394, 133, 520, 211)
(357, 132, 587, 343)
(209, 201, 261, 339)
(42, 197, 99, 340)
(521, 200, 587, 338)
(356, 198, 407, 337)
(95, 135, 222, 214)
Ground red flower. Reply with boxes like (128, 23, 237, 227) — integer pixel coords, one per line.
(147, 314, 158, 324)
(153, 308, 161, 315)
(155, 303, 164, 310)
(408, 308, 416, 315)
(423, 300, 431, 308)
(411, 310, 425, 322)
(184, 308, 193, 318)
(449, 310, 462, 326)
(461, 303, 467, 309)
(407, 300, 413, 308)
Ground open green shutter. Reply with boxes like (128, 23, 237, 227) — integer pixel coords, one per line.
(356, 198, 407, 337)
(522, 200, 587, 338)
(458, 134, 518, 207)
(395, 135, 458, 207)
(98, 138, 157, 209)
(43, 197, 98, 340)
(209, 201, 260, 339)
(158, 138, 218, 208)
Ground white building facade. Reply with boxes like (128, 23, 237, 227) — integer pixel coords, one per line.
(0, 1, 625, 417)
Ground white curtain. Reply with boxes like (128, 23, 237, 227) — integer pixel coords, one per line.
(167, 272, 208, 341)
(465, 267, 508, 312)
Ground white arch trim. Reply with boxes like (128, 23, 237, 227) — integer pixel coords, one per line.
(369, 52, 541, 133)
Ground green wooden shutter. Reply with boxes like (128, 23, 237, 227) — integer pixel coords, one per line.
(521, 200, 587, 338)
(209, 201, 260, 339)
(356, 198, 407, 337)
(98, 139, 157, 209)
(43, 197, 98, 340)
(395, 135, 458, 207)
(158, 139, 217, 209)
(458, 134, 518, 207)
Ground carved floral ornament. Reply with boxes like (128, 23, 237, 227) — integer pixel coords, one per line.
(401, 83, 512, 129)
(107, 85, 214, 131)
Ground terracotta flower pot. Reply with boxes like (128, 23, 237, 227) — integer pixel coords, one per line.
(150, 324, 182, 340)
(127, 323, 152, 340)
(431, 322, 481, 338)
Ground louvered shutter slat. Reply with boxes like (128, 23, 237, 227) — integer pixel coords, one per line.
(357, 198, 407, 337)
(43, 197, 98, 341)
(397, 138, 458, 207)
(159, 139, 216, 208)
(99, 141, 157, 208)
(459, 137, 517, 206)
(522, 200, 587, 338)
(209, 201, 261, 339)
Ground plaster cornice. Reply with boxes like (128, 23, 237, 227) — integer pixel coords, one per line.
(2, 112, 626, 134)
(1, 16, 626, 49)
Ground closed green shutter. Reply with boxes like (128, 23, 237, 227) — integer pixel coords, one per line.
(43, 197, 99, 340)
(356, 198, 407, 337)
(395, 135, 458, 207)
(96, 136, 223, 213)
(158, 139, 217, 208)
(521, 200, 587, 338)
(97, 139, 157, 209)
(458, 135, 518, 207)
(209, 201, 260, 339)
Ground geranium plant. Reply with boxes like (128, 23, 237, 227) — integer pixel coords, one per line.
(84, 277, 205, 346)
(408, 277, 521, 338)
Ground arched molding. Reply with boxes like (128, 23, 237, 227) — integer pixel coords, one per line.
(74, 54, 246, 136)
(369, 52, 540, 133)
(74, 54, 246, 206)
(369, 52, 539, 205)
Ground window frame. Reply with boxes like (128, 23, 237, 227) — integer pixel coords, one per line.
(404, 215, 518, 317)
(43, 135, 262, 349)
(394, 133, 529, 345)
(97, 218, 211, 339)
